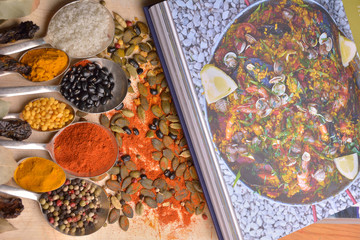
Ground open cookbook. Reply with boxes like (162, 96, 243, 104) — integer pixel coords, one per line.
(144, 0, 360, 239)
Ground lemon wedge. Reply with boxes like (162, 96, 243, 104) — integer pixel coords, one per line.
(334, 153, 359, 180)
(339, 34, 357, 67)
(200, 64, 238, 104)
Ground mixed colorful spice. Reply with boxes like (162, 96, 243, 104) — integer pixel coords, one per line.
(94, 9, 207, 231)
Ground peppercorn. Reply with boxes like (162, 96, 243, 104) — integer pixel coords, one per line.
(121, 155, 131, 162)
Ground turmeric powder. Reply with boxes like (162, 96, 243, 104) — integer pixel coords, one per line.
(14, 157, 66, 192)
(20, 48, 69, 82)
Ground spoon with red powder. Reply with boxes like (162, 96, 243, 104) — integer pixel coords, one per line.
(0, 121, 119, 177)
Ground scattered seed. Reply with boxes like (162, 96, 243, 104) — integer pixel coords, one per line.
(140, 95, 149, 111)
(138, 42, 151, 52)
(100, 114, 110, 128)
(189, 166, 198, 180)
(119, 215, 129, 231)
(140, 189, 156, 198)
(170, 123, 182, 129)
(123, 28, 136, 43)
(106, 179, 121, 192)
(156, 193, 165, 203)
(151, 105, 163, 118)
(126, 64, 137, 77)
(144, 197, 158, 209)
(125, 160, 137, 171)
(160, 91, 171, 100)
(172, 157, 180, 171)
(174, 189, 189, 201)
(179, 150, 191, 158)
(110, 113, 123, 125)
(138, 82, 148, 97)
(151, 138, 164, 151)
(111, 125, 125, 134)
(151, 151, 162, 161)
(137, 105, 146, 123)
(121, 204, 134, 218)
(152, 178, 167, 190)
(140, 178, 154, 190)
(159, 157, 169, 171)
(121, 176, 132, 190)
(146, 130, 155, 138)
(135, 202, 144, 216)
(136, 21, 149, 35)
(163, 136, 174, 148)
(129, 170, 141, 178)
(185, 201, 195, 214)
(195, 202, 205, 215)
(193, 181, 203, 193)
(111, 196, 122, 210)
(161, 100, 171, 115)
(163, 148, 174, 161)
(175, 163, 186, 177)
(183, 168, 191, 180)
(113, 12, 127, 28)
(134, 54, 147, 64)
(185, 181, 196, 193)
(162, 191, 172, 200)
(159, 120, 169, 135)
(108, 166, 121, 175)
(108, 208, 120, 224)
(121, 191, 132, 202)
(122, 109, 134, 118)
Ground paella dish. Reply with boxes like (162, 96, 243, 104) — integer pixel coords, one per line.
(201, 0, 360, 204)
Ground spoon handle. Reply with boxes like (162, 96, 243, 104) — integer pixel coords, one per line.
(0, 140, 47, 150)
(0, 85, 60, 97)
(0, 185, 39, 201)
(2, 113, 20, 119)
(0, 38, 47, 55)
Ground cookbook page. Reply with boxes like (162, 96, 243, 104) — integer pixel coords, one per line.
(167, 0, 360, 239)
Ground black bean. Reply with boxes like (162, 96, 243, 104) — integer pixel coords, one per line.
(164, 170, 171, 177)
(152, 118, 159, 126)
(150, 88, 158, 95)
(149, 124, 156, 130)
(76, 66, 83, 73)
(91, 95, 99, 101)
(87, 63, 96, 71)
(137, 68, 143, 75)
(94, 100, 100, 107)
(128, 59, 139, 69)
(133, 128, 139, 135)
(134, 25, 141, 35)
(101, 67, 109, 74)
(69, 74, 75, 83)
(98, 70, 107, 80)
(169, 172, 176, 180)
(108, 73, 114, 83)
(97, 85, 105, 94)
(123, 126, 132, 135)
(109, 82, 115, 90)
(120, 199, 126, 205)
(100, 97, 109, 105)
(139, 194, 144, 200)
(87, 76, 97, 84)
(82, 70, 91, 78)
(115, 102, 124, 110)
(140, 174, 147, 179)
(156, 130, 163, 139)
(107, 46, 116, 53)
(121, 154, 131, 162)
(74, 89, 81, 96)
(80, 93, 88, 101)
(168, 132, 177, 140)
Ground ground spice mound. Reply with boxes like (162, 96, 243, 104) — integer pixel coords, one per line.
(54, 122, 117, 175)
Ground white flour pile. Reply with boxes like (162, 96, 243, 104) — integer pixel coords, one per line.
(47, 0, 112, 58)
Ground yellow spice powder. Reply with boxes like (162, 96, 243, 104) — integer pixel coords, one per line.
(14, 157, 66, 192)
(20, 48, 69, 82)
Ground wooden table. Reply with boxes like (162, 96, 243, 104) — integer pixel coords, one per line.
(0, 1, 360, 240)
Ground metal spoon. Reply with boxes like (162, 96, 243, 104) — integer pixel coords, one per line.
(0, 180, 110, 236)
(0, 121, 119, 178)
(0, 58, 128, 114)
(3, 97, 75, 132)
(0, 1, 114, 58)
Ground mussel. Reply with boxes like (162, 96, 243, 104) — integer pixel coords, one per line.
(258, 23, 291, 37)
(244, 58, 274, 88)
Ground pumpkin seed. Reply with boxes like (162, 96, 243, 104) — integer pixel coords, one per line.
(123, 67, 130, 78)
(169, 128, 179, 137)
(162, 190, 172, 200)
(171, 157, 180, 171)
(151, 138, 164, 151)
(195, 202, 205, 215)
(146, 51, 158, 61)
(125, 44, 135, 56)
(126, 64, 137, 77)
(135, 202, 144, 216)
(174, 189, 189, 201)
(121, 109, 134, 118)
(163, 149, 174, 161)
(193, 181, 203, 193)
(116, 48, 125, 58)
(126, 182, 141, 195)
(113, 12, 127, 28)
(159, 120, 169, 135)
(129, 170, 141, 178)
(121, 191, 132, 202)
(106, 180, 121, 192)
(179, 150, 191, 158)
(146, 130, 155, 138)
(121, 204, 134, 218)
(183, 168, 191, 180)
(166, 115, 179, 122)
(189, 166, 198, 180)
(152, 178, 167, 190)
(90, 173, 107, 182)
(161, 79, 168, 88)
(140, 178, 154, 190)
(185, 181, 196, 193)
(150, 59, 159, 66)
(156, 73, 165, 84)
(185, 201, 195, 214)
(121, 176, 132, 190)
(134, 54, 147, 64)
(146, 69, 157, 77)
(163, 136, 174, 148)
(175, 163, 187, 177)
(119, 215, 129, 231)
(151, 105, 163, 118)
(138, 42, 151, 52)
(111, 196, 122, 210)
(100, 114, 110, 128)
(138, 82, 148, 97)
(137, 105, 146, 123)
(159, 157, 169, 171)
(151, 151, 162, 161)
(156, 193, 165, 204)
(110, 113, 123, 125)
(124, 160, 137, 171)
(140, 189, 155, 198)
(147, 76, 157, 86)
(140, 96, 149, 111)
(129, 36, 143, 44)
(120, 165, 129, 179)
(123, 28, 136, 43)
(144, 197, 158, 209)
(108, 208, 120, 224)
(190, 192, 201, 206)
(136, 21, 149, 35)
(111, 125, 125, 134)
(170, 123, 182, 130)
(114, 118, 130, 128)
(160, 91, 170, 101)
(111, 53, 123, 64)
(179, 137, 187, 147)
(107, 166, 120, 175)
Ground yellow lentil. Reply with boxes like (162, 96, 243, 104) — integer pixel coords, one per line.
(22, 97, 74, 131)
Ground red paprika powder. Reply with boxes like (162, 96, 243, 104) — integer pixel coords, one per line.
(53, 122, 118, 176)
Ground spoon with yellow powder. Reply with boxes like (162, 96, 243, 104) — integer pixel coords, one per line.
(13, 157, 66, 193)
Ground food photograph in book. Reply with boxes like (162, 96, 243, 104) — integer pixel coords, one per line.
(169, 0, 359, 238)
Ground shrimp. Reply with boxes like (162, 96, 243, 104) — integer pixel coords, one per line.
(332, 85, 349, 112)
(297, 152, 314, 192)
